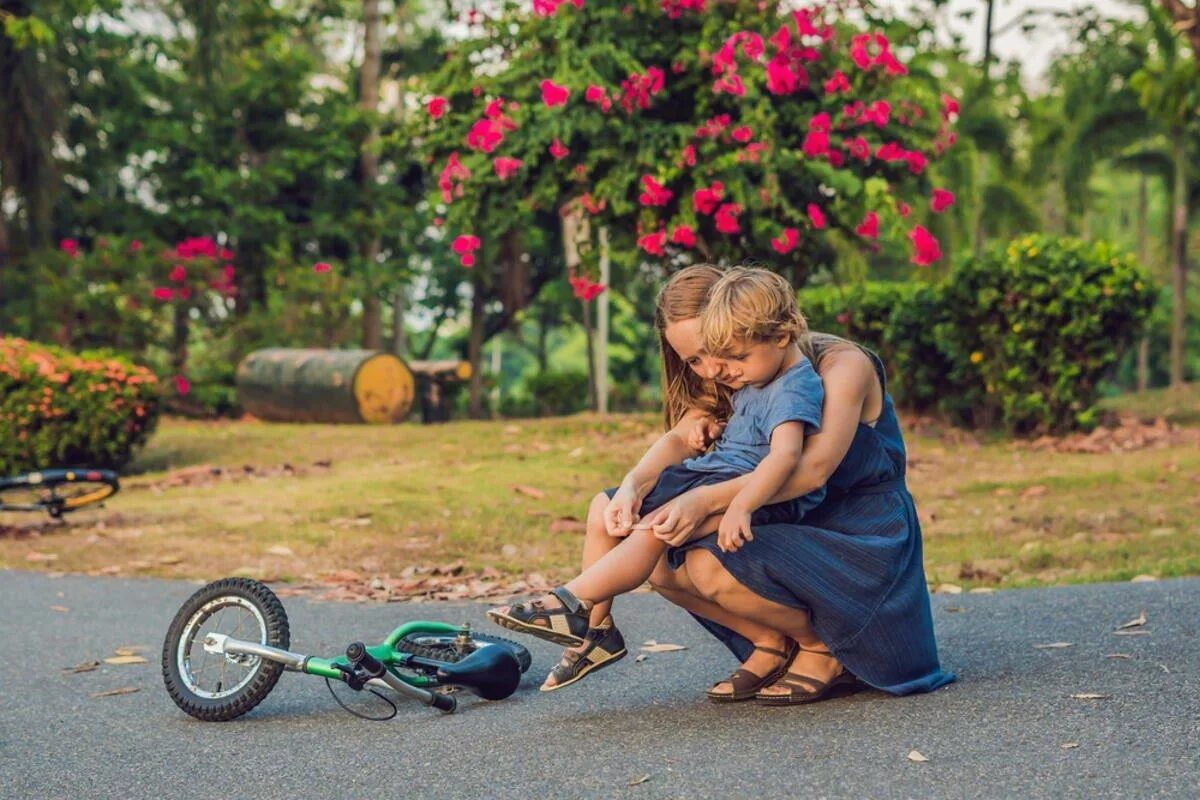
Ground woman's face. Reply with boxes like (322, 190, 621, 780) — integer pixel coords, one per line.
(663, 318, 729, 383)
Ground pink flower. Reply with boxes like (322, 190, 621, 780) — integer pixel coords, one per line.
(802, 129, 830, 158)
(129, 240, 143, 253)
(905, 150, 928, 175)
(534, 0, 583, 17)
(847, 136, 870, 162)
(732, 126, 753, 143)
(427, 96, 448, 119)
(438, 151, 472, 202)
(715, 203, 741, 234)
(585, 84, 612, 112)
(810, 112, 831, 133)
(859, 100, 891, 128)
(898, 202, 911, 218)
(313, 262, 332, 273)
(855, 212, 879, 239)
(876, 142, 907, 162)
(169, 265, 187, 282)
(692, 182, 724, 215)
(174, 375, 190, 396)
(219, 247, 234, 260)
(712, 73, 746, 96)
(569, 273, 606, 301)
(540, 79, 570, 107)
(581, 193, 606, 214)
(909, 225, 942, 266)
(771, 227, 800, 254)
(493, 157, 523, 180)
(680, 144, 696, 167)
(152, 287, 174, 301)
(466, 118, 505, 153)
(941, 93, 960, 122)
(484, 98, 506, 119)
(807, 203, 827, 230)
(824, 70, 851, 95)
(639, 175, 674, 206)
(452, 234, 481, 267)
(549, 138, 570, 159)
(638, 230, 667, 256)
(765, 55, 800, 95)
(59, 238, 80, 257)
(931, 189, 955, 213)
(670, 225, 696, 247)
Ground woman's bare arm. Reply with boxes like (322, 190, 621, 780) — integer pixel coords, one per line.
(618, 408, 711, 496)
(687, 348, 877, 515)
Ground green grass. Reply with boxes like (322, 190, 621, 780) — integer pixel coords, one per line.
(1099, 381, 1200, 426)
(3, 398, 1198, 591)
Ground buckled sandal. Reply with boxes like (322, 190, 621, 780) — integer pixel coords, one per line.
(755, 647, 861, 706)
(540, 618, 627, 692)
(705, 639, 799, 703)
(486, 586, 592, 647)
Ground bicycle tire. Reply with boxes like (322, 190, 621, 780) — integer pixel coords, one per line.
(162, 578, 290, 721)
(0, 468, 119, 516)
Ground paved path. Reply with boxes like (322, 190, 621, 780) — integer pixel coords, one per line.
(1, 571, 1196, 799)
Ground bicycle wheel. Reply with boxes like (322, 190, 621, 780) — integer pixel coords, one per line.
(162, 578, 290, 721)
(0, 468, 119, 517)
(396, 631, 532, 674)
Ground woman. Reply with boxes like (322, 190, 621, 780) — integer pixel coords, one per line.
(548, 265, 954, 703)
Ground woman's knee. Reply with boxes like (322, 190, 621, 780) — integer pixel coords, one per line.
(685, 549, 731, 602)
(648, 556, 681, 594)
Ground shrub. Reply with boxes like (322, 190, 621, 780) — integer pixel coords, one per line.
(938, 234, 1156, 433)
(0, 338, 162, 474)
(523, 370, 590, 416)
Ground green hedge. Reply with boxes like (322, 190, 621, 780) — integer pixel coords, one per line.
(0, 338, 162, 473)
(798, 234, 1156, 434)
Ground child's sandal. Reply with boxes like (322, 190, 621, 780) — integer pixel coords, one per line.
(541, 620, 627, 692)
(486, 586, 592, 647)
(705, 640, 799, 703)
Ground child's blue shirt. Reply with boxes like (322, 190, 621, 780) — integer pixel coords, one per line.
(683, 357, 824, 475)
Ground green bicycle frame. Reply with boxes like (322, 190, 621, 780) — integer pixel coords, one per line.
(302, 621, 462, 687)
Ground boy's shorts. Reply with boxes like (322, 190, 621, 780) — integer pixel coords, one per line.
(603, 464, 813, 527)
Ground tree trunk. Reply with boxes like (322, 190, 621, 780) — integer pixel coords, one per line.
(1168, 130, 1189, 388)
(1136, 171, 1150, 392)
(0, 202, 9, 270)
(359, 0, 383, 350)
(467, 270, 487, 418)
(561, 208, 597, 408)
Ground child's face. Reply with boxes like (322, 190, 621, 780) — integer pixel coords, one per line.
(711, 335, 792, 389)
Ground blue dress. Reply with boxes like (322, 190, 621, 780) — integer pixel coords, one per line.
(669, 341, 956, 696)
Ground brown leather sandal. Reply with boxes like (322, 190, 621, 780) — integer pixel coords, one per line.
(705, 639, 799, 703)
(756, 648, 861, 706)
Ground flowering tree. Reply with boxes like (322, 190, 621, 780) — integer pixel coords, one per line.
(417, 0, 958, 299)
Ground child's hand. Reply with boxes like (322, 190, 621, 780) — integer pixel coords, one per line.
(686, 418, 726, 452)
(603, 486, 641, 537)
(717, 505, 754, 553)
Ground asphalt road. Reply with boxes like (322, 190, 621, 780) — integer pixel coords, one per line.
(1, 571, 1196, 799)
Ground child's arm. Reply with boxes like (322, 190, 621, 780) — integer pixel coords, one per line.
(716, 421, 805, 552)
(605, 408, 715, 536)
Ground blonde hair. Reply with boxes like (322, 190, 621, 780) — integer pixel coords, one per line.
(700, 267, 810, 357)
(655, 265, 734, 430)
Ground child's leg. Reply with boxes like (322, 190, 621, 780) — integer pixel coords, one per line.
(580, 491, 620, 628)
(563, 528, 666, 604)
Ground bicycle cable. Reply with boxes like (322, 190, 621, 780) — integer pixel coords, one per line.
(323, 677, 398, 721)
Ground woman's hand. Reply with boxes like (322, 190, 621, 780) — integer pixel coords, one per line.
(603, 484, 643, 537)
(641, 487, 715, 547)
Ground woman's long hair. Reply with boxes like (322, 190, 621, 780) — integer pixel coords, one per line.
(655, 265, 734, 430)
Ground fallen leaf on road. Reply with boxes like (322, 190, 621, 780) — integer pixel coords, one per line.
(1061, 742, 1080, 750)
(114, 646, 146, 656)
(548, 516, 587, 534)
(1070, 693, 1110, 700)
(1112, 630, 1150, 636)
(92, 687, 139, 698)
(640, 642, 687, 653)
(104, 655, 148, 665)
(635, 654, 647, 663)
(1032, 642, 1074, 649)
(49, 605, 69, 612)
(63, 661, 100, 674)
(1116, 611, 1146, 630)
(1105, 653, 1132, 659)
(628, 775, 650, 786)
(945, 606, 964, 613)
(907, 750, 929, 763)
(512, 485, 546, 500)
